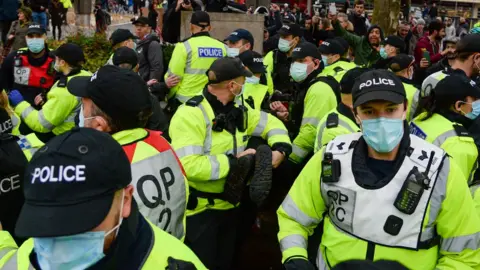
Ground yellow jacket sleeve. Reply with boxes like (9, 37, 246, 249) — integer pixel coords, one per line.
(166, 43, 187, 98)
(290, 82, 337, 164)
(441, 138, 477, 183)
(247, 108, 291, 148)
(0, 231, 18, 268)
(14, 86, 78, 133)
(471, 185, 480, 219)
(277, 150, 326, 262)
(170, 105, 230, 182)
(264, 51, 274, 77)
(266, 70, 274, 95)
(435, 158, 480, 269)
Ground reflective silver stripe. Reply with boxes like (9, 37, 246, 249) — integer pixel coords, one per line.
(185, 67, 208, 75)
(292, 145, 309, 159)
(198, 104, 212, 154)
(441, 232, 480, 252)
(20, 106, 35, 119)
(252, 111, 268, 136)
(38, 110, 55, 130)
(209, 155, 220, 179)
(2, 252, 34, 269)
(176, 145, 204, 158)
(317, 250, 329, 270)
(316, 118, 357, 150)
(432, 130, 457, 147)
(176, 94, 191, 103)
(281, 195, 321, 227)
(471, 185, 480, 197)
(11, 113, 19, 128)
(0, 247, 15, 260)
(301, 117, 320, 127)
(182, 41, 207, 75)
(225, 146, 246, 156)
(279, 234, 307, 252)
(409, 90, 420, 121)
(267, 128, 288, 137)
(420, 157, 449, 242)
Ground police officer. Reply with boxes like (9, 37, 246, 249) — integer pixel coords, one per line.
(318, 39, 356, 82)
(372, 35, 405, 69)
(314, 68, 366, 152)
(264, 23, 303, 94)
(286, 42, 339, 165)
(8, 43, 91, 142)
(170, 57, 292, 269)
(422, 34, 480, 98)
(224, 28, 254, 58)
(238, 50, 271, 111)
(0, 128, 206, 269)
(166, 11, 227, 105)
(67, 66, 188, 241)
(0, 24, 55, 111)
(106, 28, 138, 65)
(278, 70, 480, 270)
(388, 54, 421, 121)
(411, 74, 480, 183)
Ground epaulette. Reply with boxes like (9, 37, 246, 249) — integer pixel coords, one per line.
(453, 123, 470, 137)
(326, 113, 339, 129)
(57, 76, 68, 88)
(186, 95, 204, 107)
(333, 66, 344, 73)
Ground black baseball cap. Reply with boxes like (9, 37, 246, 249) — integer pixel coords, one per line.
(26, 23, 46, 35)
(291, 42, 321, 61)
(53, 43, 86, 67)
(113, 47, 139, 68)
(132, 16, 152, 27)
(110, 29, 138, 47)
(335, 37, 350, 53)
(388, 54, 415, 72)
(340, 67, 371, 94)
(239, 50, 266, 74)
(224, 29, 254, 50)
(15, 128, 131, 237)
(278, 23, 303, 38)
(433, 74, 480, 108)
(207, 57, 253, 84)
(383, 35, 405, 50)
(352, 69, 406, 107)
(456, 34, 480, 53)
(191, 11, 210, 27)
(319, 39, 345, 55)
(67, 66, 152, 129)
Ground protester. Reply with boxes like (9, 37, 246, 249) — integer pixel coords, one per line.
(348, 0, 369, 36)
(429, 2, 438, 19)
(396, 21, 411, 54)
(444, 17, 455, 40)
(0, 0, 20, 45)
(133, 17, 164, 84)
(162, 0, 195, 44)
(409, 18, 425, 55)
(49, 0, 64, 40)
(0, 128, 207, 269)
(4, 6, 32, 53)
(414, 20, 449, 65)
(29, 0, 49, 30)
(426, 36, 457, 76)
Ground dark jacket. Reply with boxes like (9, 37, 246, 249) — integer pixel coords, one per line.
(348, 12, 368, 36)
(29, 0, 49, 13)
(0, 0, 20, 21)
(414, 36, 442, 64)
(146, 94, 169, 140)
(137, 34, 164, 82)
(333, 20, 382, 67)
(425, 57, 451, 77)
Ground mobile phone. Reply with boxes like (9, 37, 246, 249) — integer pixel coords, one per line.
(422, 49, 430, 64)
(329, 3, 337, 15)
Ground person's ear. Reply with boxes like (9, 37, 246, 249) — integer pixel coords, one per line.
(313, 58, 320, 69)
(245, 43, 251, 51)
(207, 25, 212, 32)
(454, 100, 464, 112)
(121, 185, 134, 218)
(92, 116, 111, 133)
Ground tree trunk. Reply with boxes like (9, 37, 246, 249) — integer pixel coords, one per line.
(372, 0, 401, 36)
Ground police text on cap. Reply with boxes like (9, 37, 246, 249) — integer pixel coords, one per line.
(31, 165, 86, 183)
(359, 78, 396, 90)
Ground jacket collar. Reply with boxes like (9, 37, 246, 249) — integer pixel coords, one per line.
(192, 31, 211, 38)
(203, 87, 235, 116)
(337, 102, 358, 125)
(112, 128, 149, 146)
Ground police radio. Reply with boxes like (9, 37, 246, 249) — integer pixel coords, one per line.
(321, 152, 341, 183)
(394, 151, 434, 215)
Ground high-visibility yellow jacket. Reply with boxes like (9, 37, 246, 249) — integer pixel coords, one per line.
(14, 70, 91, 135)
(421, 70, 448, 97)
(243, 82, 270, 111)
(471, 184, 480, 218)
(166, 32, 226, 103)
(16, 133, 44, 161)
(410, 112, 478, 183)
(402, 80, 421, 121)
(170, 94, 291, 215)
(0, 219, 207, 269)
(314, 105, 359, 153)
(59, 0, 73, 8)
(113, 128, 188, 241)
(320, 60, 357, 83)
(278, 133, 480, 270)
(290, 79, 338, 164)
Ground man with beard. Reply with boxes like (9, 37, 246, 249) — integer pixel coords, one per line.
(414, 21, 452, 65)
(426, 37, 458, 76)
(331, 13, 383, 67)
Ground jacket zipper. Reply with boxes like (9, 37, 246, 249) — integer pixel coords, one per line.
(365, 241, 375, 261)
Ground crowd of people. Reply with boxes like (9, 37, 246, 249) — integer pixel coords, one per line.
(1, 0, 480, 269)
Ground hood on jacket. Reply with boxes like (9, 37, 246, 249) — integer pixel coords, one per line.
(366, 25, 384, 46)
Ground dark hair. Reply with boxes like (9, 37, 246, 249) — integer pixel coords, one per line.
(428, 21, 444, 33)
(456, 51, 476, 62)
(91, 102, 152, 133)
(354, 0, 364, 6)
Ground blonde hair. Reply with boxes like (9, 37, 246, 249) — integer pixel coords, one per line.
(0, 91, 14, 116)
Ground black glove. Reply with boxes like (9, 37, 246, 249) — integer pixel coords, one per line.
(167, 257, 197, 270)
(284, 258, 316, 270)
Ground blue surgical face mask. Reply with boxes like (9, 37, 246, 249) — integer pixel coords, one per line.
(26, 38, 45, 53)
(278, 38, 292, 52)
(290, 62, 311, 82)
(361, 117, 404, 153)
(227, 47, 240, 57)
(465, 100, 480, 120)
(78, 105, 95, 128)
(34, 191, 125, 270)
(246, 76, 260, 85)
(379, 47, 388, 59)
(321, 55, 329, 67)
(132, 41, 137, 51)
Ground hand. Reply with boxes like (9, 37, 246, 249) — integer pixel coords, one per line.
(40, 5, 45, 10)
(441, 47, 455, 56)
(34, 94, 45, 106)
(272, 150, 285, 168)
(8, 90, 24, 107)
(8, 35, 14, 40)
(276, 111, 289, 122)
(0, 222, 2, 230)
(176, 0, 183, 10)
(147, 79, 158, 86)
(181, 2, 192, 10)
(420, 58, 430, 68)
(270, 101, 287, 112)
(270, 3, 279, 11)
(166, 74, 180, 88)
(237, 148, 256, 158)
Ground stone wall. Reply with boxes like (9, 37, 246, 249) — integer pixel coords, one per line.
(180, 11, 265, 53)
